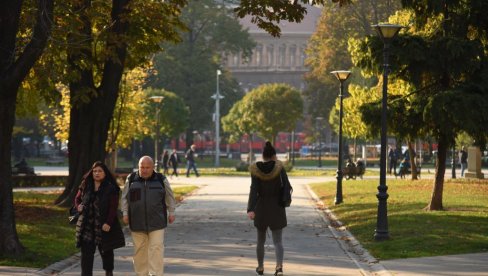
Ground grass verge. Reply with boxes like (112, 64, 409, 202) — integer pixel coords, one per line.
(309, 178, 488, 260)
(0, 186, 198, 268)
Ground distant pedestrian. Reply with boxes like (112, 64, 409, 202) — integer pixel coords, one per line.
(388, 147, 398, 175)
(121, 156, 176, 276)
(185, 144, 200, 177)
(459, 146, 468, 177)
(247, 141, 290, 276)
(168, 149, 180, 177)
(162, 150, 169, 175)
(398, 157, 410, 179)
(74, 161, 125, 276)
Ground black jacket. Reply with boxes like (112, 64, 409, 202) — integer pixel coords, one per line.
(75, 181, 125, 251)
(247, 160, 287, 231)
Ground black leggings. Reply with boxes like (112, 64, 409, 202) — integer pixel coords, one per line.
(257, 228, 283, 268)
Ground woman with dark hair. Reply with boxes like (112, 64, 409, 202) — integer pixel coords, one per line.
(247, 141, 290, 276)
(74, 161, 125, 276)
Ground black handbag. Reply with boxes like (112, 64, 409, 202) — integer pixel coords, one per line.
(279, 172, 293, 207)
(68, 206, 79, 225)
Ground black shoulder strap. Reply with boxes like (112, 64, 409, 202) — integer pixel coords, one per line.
(155, 172, 166, 188)
(128, 172, 137, 188)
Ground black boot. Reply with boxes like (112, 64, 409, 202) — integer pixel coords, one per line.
(105, 271, 113, 276)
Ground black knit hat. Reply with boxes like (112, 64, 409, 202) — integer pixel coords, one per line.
(262, 141, 276, 159)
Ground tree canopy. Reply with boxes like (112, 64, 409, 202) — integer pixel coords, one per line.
(223, 83, 303, 144)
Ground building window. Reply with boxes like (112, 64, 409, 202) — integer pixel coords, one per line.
(290, 45, 297, 66)
(266, 45, 274, 66)
(300, 44, 307, 66)
(256, 45, 262, 66)
(279, 44, 286, 66)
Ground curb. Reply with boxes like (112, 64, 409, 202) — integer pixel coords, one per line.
(35, 252, 82, 275)
(304, 184, 393, 276)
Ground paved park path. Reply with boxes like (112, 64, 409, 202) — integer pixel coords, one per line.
(57, 176, 371, 276)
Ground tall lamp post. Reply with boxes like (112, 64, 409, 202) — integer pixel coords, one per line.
(330, 70, 352, 205)
(150, 95, 164, 171)
(316, 117, 324, 167)
(372, 23, 402, 241)
(211, 69, 224, 167)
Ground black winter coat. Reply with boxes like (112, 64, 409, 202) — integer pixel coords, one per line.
(247, 160, 287, 231)
(75, 181, 125, 251)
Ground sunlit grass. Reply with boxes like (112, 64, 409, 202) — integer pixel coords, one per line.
(310, 178, 488, 260)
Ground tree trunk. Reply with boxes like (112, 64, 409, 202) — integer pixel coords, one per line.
(0, 0, 53, 255)
(55, 0, 130, 206)
(0, 93, 24, 255)
(408, 140, 418, 180)
(426, 134, 448, 210)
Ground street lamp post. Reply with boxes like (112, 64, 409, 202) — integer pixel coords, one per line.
(372, 23, 402, 241)
(211, 70, 224, 167)
(316, 117, 324, 167)
(150, 95, 164, 171)
(331, 70, 352, 205)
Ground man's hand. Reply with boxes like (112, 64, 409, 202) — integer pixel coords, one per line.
(123, 215, 129, 225)
(247, 211, 255, 220)
(168, 215, 175, 224)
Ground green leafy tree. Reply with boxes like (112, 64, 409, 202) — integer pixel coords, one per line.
(351, 1, 488, 210)
(147, 0, 255, 146)
(143, 88, 190, 142)
(222, 98, 258, 162)
(244, 83, 303, 144)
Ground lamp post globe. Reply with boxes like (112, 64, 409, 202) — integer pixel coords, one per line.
(150, 95, 164, 171)
(330, 70, 351, 205)
(372, 23, 402, 241)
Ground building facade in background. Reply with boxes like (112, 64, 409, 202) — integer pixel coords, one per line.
(223, 6, 322, 92)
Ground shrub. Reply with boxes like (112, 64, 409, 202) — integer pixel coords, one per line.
(235, 162, 250, 172)
(283, 161, 293, 172)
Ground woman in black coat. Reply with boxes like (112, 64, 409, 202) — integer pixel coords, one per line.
(247, 141, 289, 276)
(74, 161, 125, 276)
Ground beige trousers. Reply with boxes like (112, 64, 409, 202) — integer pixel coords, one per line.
(132, 229, 165, 276)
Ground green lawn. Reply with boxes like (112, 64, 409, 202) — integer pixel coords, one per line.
(1, 186, 198, 268)
(310, 178, 488, 260)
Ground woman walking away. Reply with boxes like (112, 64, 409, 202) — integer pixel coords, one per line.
(74, 161, 126, 276)
(247, 141, 289, 276)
